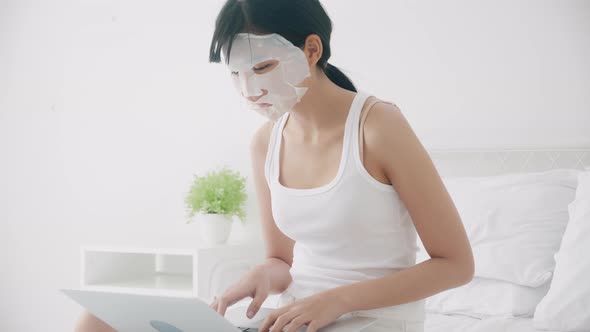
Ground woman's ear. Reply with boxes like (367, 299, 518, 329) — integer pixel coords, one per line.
(302, 34, 323, 67)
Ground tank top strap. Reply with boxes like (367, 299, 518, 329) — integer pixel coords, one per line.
(348, 90, 400, 165)
(265, 115, 288, 185)
(346, 90, 372, 163)
(270, 112, 289, 184)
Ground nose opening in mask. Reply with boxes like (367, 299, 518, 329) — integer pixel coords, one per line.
(237, 72, 263, 99)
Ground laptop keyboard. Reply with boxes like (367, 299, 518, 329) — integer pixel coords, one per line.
(237, 328, 258, 331)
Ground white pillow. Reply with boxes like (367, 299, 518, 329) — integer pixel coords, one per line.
(425, 276, 550, 319)
(534, 170, 590, 331)
(418, 168, 579, 287)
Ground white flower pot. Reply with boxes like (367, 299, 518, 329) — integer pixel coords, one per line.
(196, 213, 233, 245)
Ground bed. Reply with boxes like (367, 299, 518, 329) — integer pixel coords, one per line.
(425, 312, 550, 332)
(423, 148, 589, 332)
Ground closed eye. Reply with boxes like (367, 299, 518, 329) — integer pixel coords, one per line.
(254, 60, 278, 73)
(230, 65, 268, 76)
(254, 64, 271, 71)
(230, 60, 277, 76)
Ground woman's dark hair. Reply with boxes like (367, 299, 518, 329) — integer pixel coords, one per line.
(209, 0, 356, 92)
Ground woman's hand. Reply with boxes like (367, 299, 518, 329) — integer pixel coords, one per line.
(209, 265, 272, 318)
(258, 290, 349, 332)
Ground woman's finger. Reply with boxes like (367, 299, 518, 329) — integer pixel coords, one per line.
(259, 306, 296, 332)
(209, 296, 218, 309)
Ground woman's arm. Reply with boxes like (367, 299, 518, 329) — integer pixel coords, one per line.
(254, 257, 293, 294)
(329, 102, 474, 313)
(250, 121, 295, 295)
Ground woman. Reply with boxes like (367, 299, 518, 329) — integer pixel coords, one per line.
(209, 0, 474, 331)
(75, 0, 474, 331)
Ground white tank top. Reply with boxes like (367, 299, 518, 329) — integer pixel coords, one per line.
(264, 90, 426, 322)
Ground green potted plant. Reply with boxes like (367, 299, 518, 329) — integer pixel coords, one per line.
(184, 165, 247, 245)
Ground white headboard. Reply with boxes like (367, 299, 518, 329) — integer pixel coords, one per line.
(426, 148, 590, 177)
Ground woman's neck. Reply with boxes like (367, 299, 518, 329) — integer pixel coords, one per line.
(287, 77, 357, 143)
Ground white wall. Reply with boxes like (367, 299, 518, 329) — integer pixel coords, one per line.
(1, 0, 588, 330)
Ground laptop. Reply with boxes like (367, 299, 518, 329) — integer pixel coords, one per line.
(60, 288, 377, 332)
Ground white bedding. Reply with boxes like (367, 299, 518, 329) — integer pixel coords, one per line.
(424, 312, 559, 332)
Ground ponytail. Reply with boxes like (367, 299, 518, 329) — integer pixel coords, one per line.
(324, 62, 357, 92)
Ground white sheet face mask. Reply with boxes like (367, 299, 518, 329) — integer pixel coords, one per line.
(222, 33, 311, 121)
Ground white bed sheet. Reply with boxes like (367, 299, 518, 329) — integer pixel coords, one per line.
(424, 312, 561, 332)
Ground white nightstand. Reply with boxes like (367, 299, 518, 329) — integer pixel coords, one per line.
(77, 242, 265, 303)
